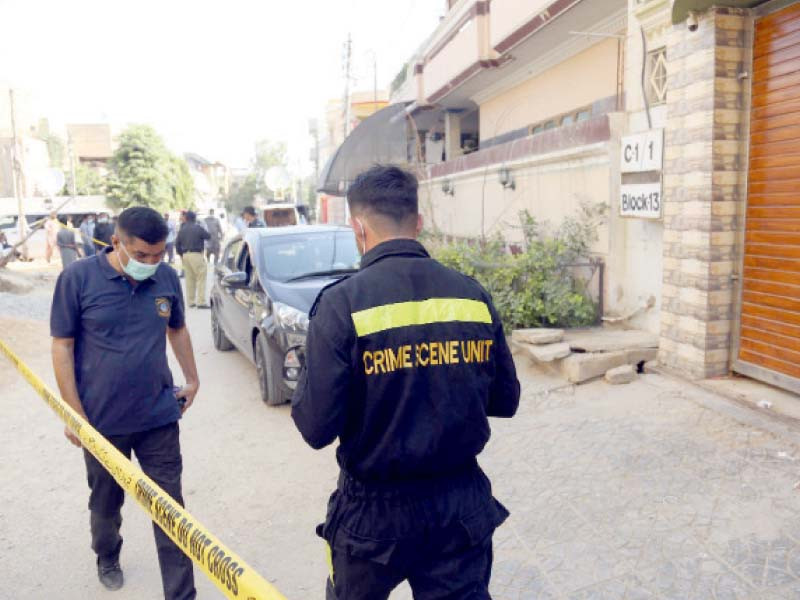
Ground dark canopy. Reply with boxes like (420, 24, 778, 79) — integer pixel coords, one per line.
(317, 102, 411, 195)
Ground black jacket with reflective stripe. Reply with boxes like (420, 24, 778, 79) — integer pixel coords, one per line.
(291, 238, 520, 484)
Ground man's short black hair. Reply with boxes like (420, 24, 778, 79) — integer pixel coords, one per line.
(185, 210, 197, 222)
(347, 165, 418, 225)
(243, 205, 257, 217)
(117, 206, 169, 244)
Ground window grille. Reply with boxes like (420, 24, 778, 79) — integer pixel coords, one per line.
(646, 47, 668, 105)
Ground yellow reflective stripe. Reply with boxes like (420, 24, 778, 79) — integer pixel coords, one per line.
(351, 298, 492, 337)
(324, 540, 334, 583)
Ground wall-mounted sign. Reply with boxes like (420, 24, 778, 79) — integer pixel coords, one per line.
(620, 182, 662, 219)
(621, 129, 663, 173)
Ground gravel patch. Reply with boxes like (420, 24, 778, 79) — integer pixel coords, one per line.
(0, 265, 57, 322)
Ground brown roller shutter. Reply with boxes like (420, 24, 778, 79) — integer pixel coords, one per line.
(736, 2, 800, 392)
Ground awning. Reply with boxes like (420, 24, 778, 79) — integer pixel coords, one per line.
(317, 102, 411, 195)
(671, 0, 767, 24)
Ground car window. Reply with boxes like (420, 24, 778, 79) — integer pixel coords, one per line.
(224, 240, 242, 270)
(258, 231, 360, 282)
(237, 244, 256, 284)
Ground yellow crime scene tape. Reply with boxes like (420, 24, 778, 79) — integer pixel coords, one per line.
(55, 219, 110, 247)
(0, 339, 287, 600)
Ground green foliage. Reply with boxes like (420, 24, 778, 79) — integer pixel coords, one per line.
(105, 125, 194, 211)
(37, 119, 65, 168)
(46, 136, 66, 168)
(390, 61, 409, 94)
(226, 173, 259, 213)
(432, 203, 607, 332)
(224, 139, 289, 213)
(65, 164, 106, 195)
(165, 155, 194, 208)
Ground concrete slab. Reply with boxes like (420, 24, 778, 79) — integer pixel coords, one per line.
(526, 342, 571, 363)
(560, 350, 630, 383)
(563, 328, 659, 353)
(512, 328, 564, 345)
(605, 364, 636, 384)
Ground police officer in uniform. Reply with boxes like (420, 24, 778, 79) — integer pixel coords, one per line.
(292, 165, 520, 599)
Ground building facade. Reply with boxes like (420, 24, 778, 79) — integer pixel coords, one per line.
(184, 152, 230, 213)
(383, 0, 799, 392)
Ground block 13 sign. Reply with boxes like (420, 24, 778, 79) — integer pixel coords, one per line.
(620, 183, 662, 219)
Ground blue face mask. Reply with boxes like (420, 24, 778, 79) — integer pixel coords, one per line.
(120, 242, 159, 281)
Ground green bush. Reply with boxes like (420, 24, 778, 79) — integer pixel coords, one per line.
(430, 203, 606, 332)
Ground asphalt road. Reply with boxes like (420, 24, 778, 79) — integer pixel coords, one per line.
(4, 265, 800, 599)
(0, 304, 345, 600)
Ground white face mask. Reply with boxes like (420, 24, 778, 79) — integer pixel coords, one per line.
(354, 218, 367, 255)
(119, 242, 159, 281)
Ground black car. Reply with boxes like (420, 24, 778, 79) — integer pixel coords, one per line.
(210, 225, 360, 405)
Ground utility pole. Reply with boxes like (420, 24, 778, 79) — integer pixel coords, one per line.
(67, 133, 77, 198)
(9, 89, 28, 259)
(370, 50, 377, 109)
(343, 33, 352, 141)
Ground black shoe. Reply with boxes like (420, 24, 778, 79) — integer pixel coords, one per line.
(197, 304, 210, 309)
(188, 303, 196, 308)
(97, 557, 124, 591)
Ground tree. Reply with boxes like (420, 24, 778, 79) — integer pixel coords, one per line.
(64, 164, 106, 195)
(38, 118, 65, 168)
(224, 139, 288, 213)
(106, 125, 194, 211)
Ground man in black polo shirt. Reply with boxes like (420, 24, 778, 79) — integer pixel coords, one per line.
(51, 206, 199, 599)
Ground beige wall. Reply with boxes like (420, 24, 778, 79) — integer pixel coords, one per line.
(423, 145, 621, 317)
(479, 39, 619, 140)
(424, 17, 480, 98)
(490, 0, 552, 48)
(423, 120, 665, 336)
(425, 153, 610, 247)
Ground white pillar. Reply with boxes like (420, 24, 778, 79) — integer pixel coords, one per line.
(444, 111, 462, 161)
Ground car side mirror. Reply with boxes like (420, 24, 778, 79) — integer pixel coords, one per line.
(222, 271, 248, 288)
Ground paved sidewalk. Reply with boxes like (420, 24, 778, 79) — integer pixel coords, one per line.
(483, 369, 800, 600)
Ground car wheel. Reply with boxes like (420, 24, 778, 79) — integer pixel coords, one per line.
(211, 304, 234, 351)
(255, 334, 285, 406)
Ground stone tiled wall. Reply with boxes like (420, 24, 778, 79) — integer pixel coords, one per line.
(658, 7, 752, 378)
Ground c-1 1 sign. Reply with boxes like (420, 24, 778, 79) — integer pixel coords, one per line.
(620, 130, 663, 173)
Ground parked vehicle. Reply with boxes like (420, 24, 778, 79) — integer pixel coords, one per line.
(262, 203, 303, 227)
(210, 225, 359, 404)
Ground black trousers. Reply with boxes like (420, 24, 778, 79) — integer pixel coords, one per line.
(83, 422, 196, 600)
(320, 468, 508, 600)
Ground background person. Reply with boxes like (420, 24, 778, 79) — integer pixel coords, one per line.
(56, 217, 79, 269)
(45, 211, 59, 263)
(203, 208, 223, 265)
(234, 212, 246, 233)
(175, 211, 210, 308)
(80, 214, 96, 257)
(242, 205, 265, 228)
(292, 165, 520, 599)
(50, 206, 199, 599)
(164, 213, 176, 264)
(93, 212, 114, 251)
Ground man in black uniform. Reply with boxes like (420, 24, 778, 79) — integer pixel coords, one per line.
(292, 165, 520, 599)
(93, 212, 114, 251)
(242, 205, 266, 228)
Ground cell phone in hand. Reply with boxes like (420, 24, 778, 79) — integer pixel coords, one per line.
(173, 385, 186, 408)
